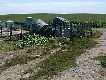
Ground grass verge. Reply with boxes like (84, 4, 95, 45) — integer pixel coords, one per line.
(24, 31, 100, 80)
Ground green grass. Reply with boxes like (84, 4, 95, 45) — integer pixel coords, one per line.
(0, 40, 16, 52)
(0, 33, 49, 52)
(25, 31, 100, 80)
(95, 55, 106, 68)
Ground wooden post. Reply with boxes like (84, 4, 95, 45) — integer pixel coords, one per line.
(0, 21, 2, 37)
(20, 24, 23, 39)
(7, 20, 14, 40)
(0, 26, 2, 36)
(10, 25, 12, 40)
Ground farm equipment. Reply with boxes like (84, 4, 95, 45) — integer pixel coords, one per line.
(51, 16, 94, 38)
(52, 16, 72, 37)
(0, 16, 95, 38)
(18, 17, 52, 37)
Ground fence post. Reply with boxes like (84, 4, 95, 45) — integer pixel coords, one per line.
(10, 25, 12, 40)
(20, 24, 23, 39)
(7, 20, 14, 40)
(0, 26, 2, 36)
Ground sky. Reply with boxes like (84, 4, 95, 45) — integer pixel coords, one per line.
(0, 0, 106, 15)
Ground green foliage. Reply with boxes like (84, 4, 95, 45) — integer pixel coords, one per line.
(101, 58, 106, 68)
(96, 56, 106, 68)
(16, 33, 48, 48)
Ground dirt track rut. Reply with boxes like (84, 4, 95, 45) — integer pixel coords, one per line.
(52, 28, 106, 80)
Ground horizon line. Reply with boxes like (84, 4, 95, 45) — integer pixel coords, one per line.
(0, 12, 106, 15)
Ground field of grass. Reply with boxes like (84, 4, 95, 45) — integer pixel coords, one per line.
(20, 31, 101, 80)
(0, 13, 106, 27)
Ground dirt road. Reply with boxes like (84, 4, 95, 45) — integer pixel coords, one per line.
(52, 28, 106, 80)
